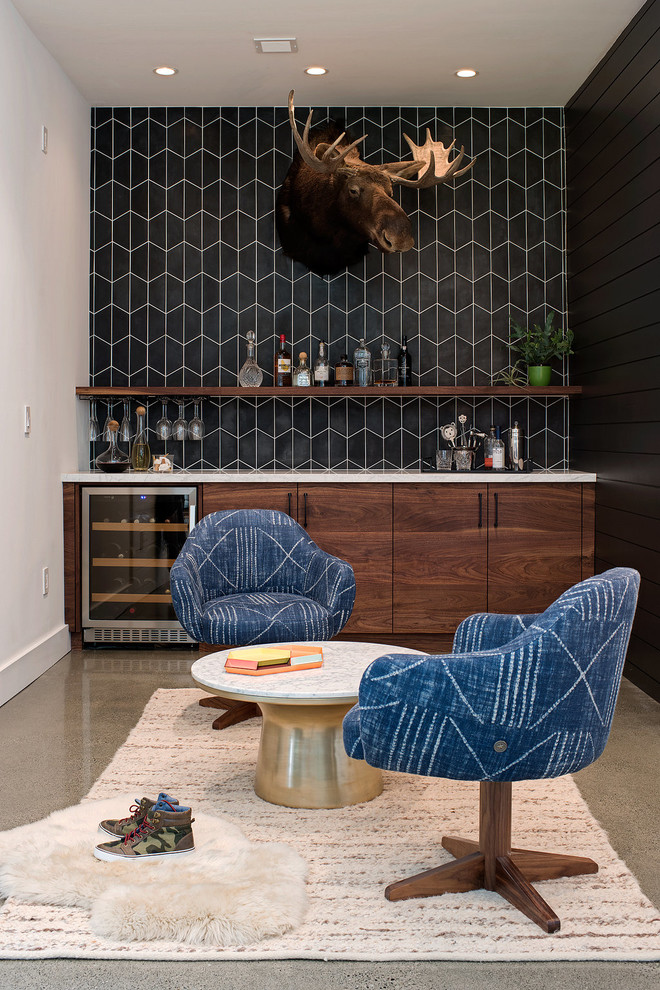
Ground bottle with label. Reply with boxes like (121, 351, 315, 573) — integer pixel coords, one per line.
(293, 351, 312, 386)
(274, 333, 292, 386)
(314, 340, 330, 386)
(398, 335, 412, 386)
(492, 426, 506, 471)
(335, 353, 354, 386)
(353, 338, 372, 386)
(238, 329, 263, 387)
(483, 425, 496, 470)
(130, 406, 151, 471)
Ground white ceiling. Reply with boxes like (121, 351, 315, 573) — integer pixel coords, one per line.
(11, 0, 646, 107)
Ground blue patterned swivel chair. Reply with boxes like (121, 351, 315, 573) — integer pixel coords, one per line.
(172, 509, 356, 728)
(343, 567, 640, 932)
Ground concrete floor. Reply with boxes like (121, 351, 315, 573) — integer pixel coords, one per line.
(0, 649, 658, 990)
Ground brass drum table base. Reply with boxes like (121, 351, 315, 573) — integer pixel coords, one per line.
(191, 640, 425, 810)
(255, 700, 382, 809)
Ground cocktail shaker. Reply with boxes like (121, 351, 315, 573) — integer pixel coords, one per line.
(508, 422, 525, 471)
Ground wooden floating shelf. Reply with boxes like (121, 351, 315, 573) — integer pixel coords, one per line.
(77, 385, 582, 398)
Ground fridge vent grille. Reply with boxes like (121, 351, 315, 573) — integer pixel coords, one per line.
(84, 627, 193, 644)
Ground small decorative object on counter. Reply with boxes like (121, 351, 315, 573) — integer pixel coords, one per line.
(314, 340, 330, 386)
(335, 353, 354, 386)
(373, 342, 397, 386)
(274, 333, 292, 386)
(293, 351, 312, 386)
(507, 421, 525, 471)
(96, 420, 130, 473)
(398, 335, 412, 386)
(238, 330, 264, 387)
(353, 338, 372, 386)
(492, 426, 506, 470)
(131, 406, 151, 471)
(152, 454, 173, 472)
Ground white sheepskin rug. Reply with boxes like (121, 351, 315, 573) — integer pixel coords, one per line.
(0, 796, 307, 946)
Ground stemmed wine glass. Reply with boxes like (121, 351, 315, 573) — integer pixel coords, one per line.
(188, 401, 204, 441)
(88, 399, 100, 442)
(172, 402, 188, 441)
(102, 402, 114, 441)
(155, 399, 172, 440)
(119, 400, 132, 443)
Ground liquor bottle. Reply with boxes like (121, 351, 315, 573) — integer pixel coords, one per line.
(293, 352, 312, 386)
(334, 353, 354, 386)
(398, 335, 412, 386)
(95, 420, 130, 473)
(238, 329, 263, 387)
(492, 426, 506, 471)
(130, 407, 151, 471)
(483, 425, 496, 470)
(353, 338, 372, 386)
(274, 333, 292, 386)
(314, 340, 330, 386)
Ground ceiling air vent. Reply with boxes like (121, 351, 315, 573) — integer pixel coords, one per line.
(254, 38, 298, 54)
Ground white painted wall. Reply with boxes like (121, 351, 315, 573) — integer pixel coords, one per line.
(0, 0, 89, 703)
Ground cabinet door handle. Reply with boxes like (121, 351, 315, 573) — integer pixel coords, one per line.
(478, 492, 483, 528)
(287, 491, 292, 517)
(493, 492, 499, 529)
(303, 492, 308, 528)
(188, 504, 196, 533)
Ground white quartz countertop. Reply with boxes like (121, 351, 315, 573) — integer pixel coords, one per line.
(62, 469, 596, 483)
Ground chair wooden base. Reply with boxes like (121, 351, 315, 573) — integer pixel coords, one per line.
(198, 696, 261, 730)
(384, 781, 598, 933)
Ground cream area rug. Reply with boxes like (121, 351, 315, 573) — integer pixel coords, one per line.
(0, 688, 659, 961)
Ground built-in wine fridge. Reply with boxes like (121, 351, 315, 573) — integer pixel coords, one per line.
(82, 486, 197, 644)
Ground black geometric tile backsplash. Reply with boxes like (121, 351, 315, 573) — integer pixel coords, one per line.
(90, 105, 569, 470)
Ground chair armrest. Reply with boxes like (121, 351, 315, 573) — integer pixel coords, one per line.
(170, 552, 205, 641)
(453, 611, 540, 653)
(303, 550, 356, 635)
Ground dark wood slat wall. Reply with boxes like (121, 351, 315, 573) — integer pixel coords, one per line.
(566, 0, 660, 701)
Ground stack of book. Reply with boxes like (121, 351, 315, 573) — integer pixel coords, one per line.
(224, 645, 324, 676)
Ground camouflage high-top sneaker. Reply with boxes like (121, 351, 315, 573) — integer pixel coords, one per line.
(98, 793, 179, 839)
(94, 799, 195, 861)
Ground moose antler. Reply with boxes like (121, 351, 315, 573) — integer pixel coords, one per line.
(288, 90, 367, 173)
(381, 129, 475, 188)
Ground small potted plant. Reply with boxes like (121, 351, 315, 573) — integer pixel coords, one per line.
(508, 312, 574, 386)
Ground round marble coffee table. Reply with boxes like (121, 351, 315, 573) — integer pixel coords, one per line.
(191, 641, 425, 809)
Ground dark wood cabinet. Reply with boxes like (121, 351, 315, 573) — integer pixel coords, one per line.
(201, 483, 294, 517)
(487, 484, 583, 614)
(302, 484, 392, 635)
(393, 485, 487, 633)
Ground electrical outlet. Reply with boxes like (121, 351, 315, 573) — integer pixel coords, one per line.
(42, 566, 49, 596)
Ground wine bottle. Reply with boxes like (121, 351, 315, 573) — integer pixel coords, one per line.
(398, 336, 412, 386)
(274, 334, 292, 386)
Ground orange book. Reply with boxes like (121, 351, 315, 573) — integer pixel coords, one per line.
(224, 658, 323, 676)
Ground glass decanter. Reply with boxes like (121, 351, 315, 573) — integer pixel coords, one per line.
(238, 330, 263, 387)
(95, 420, 130, 473)
(130, 405, 151, 471)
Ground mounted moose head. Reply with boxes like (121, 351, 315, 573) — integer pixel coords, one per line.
(275, 91, 475, 277)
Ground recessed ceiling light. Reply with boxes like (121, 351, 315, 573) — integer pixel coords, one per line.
(153, 66, 178, 76)
(455, 68, 478, 78)
(305, 66, 328, 76)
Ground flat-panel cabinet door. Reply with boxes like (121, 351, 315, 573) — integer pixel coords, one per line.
(487, 484, 582, 614)
(393, 484, 487, 633)
(201, 484, 295, 518)
(302, 484, 393, 635)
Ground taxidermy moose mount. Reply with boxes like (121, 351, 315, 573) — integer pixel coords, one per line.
(276, 90, 475, 277)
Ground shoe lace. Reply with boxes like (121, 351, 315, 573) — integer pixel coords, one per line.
(124, 818, 155, 845)
(116, 802, 144, 826)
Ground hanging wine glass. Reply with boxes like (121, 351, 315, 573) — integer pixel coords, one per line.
(188, 400, 204, 441)
(119, 399, 132, 443)
(155, 399, 172, 440)
(172, 401, 188, 441)
(102, 401, 114, 441)
(88, 399, 100, 441)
